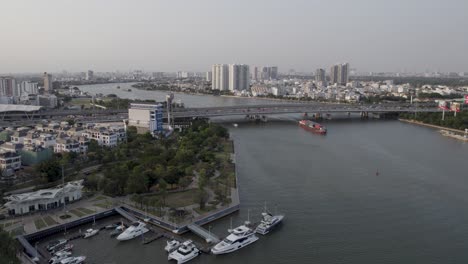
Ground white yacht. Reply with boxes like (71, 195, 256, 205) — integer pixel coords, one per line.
(211, 225, 259, 255)
(116, 221, 149, 241)
(255, 212, 284, 235)
(49, 251, 72, 264)
(165, 239, 181, 252)
(168, 240, 200, 264)
(59, 256, 86, 264)
(83, 228, 99, 238)
(47, 239, 68, 252)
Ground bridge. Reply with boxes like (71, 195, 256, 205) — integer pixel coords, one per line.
(0, 102, 441, 127)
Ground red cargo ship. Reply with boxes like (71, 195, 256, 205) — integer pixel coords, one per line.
(299, 120, 327, 135)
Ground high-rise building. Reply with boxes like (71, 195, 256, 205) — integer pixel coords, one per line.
(270, 67, 278, 79)
(20, 81, 39, 94)
(315, 69, 326, 82)
(86, 70, 94, 81)
(258, 66, 279, 80)
(43, 72, 52, 93)
(338, 63, 349, 85)
(206, 71, 212, 82)
(0, 77, 16, 97)
(330, 65, 339, 84)
(252, 66, 258, 81)
(228, 64, 250, 91)
(211, 64, 229, 90)
(329, 63, 349, 85)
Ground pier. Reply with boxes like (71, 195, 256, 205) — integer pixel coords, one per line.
(187, 224, 220, 243)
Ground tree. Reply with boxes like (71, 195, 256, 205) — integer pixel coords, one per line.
(37, 159, 61, 182)
(0, 228, 20, 264)
(179, 176, 192, 190)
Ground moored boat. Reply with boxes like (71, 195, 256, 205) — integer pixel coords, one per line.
(211, 225, 258, 255)
(299, 120, 327, 134)
(117, 221, 149, 241)
(165, 239, 181, 253)
(168, 240, 200, 264)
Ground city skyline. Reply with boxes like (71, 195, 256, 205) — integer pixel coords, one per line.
(1, 0, 468, 73)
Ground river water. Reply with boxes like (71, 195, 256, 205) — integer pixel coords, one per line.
(65, 84, 468, 264)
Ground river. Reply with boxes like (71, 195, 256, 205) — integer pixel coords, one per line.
(64, 84, 468, 263)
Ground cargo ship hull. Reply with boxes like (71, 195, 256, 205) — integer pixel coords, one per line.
(299, 120, 327, 135)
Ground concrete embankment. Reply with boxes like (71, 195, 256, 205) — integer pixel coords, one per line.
(399, 119, 466, 133)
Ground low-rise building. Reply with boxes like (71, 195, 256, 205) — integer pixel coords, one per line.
(0, 151, 21, 175)
(54, 138, 82, 153)
(3, 180, 84, 215)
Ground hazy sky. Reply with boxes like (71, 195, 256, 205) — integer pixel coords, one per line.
(1, 0, 468, 73)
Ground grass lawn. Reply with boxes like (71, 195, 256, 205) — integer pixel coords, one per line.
(34, 219, 47, 230)
(194, 206, 216, 215)
(92, 196, 108, 202)
(77, 207, 95, 214)
(69, 209, 85, 217)
(142, 189, 198, 209)
(93, 203, 110, 209)
(43, 216, 58, 226)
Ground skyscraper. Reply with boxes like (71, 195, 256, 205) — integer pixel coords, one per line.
(206, 71, 212, 82)
(86, 70, 94, 81)
(329, 63, 349, 85)
(0, 77, 16, 97)
(211, 64, 229, 90)
(258, 66, 279, 80)
(43, 72, 52, 93)
(228, 64, 250, 91)
(315, 69, 326, 82)
(330, 65, 339, 84)
(252, 66, 258, 81)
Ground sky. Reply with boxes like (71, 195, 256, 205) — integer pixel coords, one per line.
(1, 0, 468, 74)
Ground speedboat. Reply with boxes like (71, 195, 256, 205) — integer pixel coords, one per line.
(255, 212, 284, 235)
(168, 240, 200, 264)
(47, 239, 68, 252)
(165, 239, 181, 252)
(116, 221, 149, 241)
(110, 224, 125, 237)
(59, 256, 86, 264)
(83, 228, 99, 238)
(53, 244, 73, 253)
(49, 251, 72, 264)
(211, 225, 259, 255)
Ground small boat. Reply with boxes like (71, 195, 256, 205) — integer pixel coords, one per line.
(211, 225, 259, 255)
(53, 249, 73, 257)
(53, 244, 73, 253)
(59, 256, 86, 264)
(110, 224, 125, 237)
(233, 123, 238, 128)
(255, 211, 284, 235)
(165, 240, 181, 253)
(49, 251, 72, 264)
(47, 239, 68, 252)
(105, 223, 118, 230)
(168, 240, 200, 264)
(117, 221, 149, 241)
(83, 228, 99, 238)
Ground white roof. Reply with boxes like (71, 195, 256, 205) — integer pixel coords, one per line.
(4, 180, 83, 205)
(0, 104, 42, 113)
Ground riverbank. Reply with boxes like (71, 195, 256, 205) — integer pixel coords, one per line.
(399, 118, 466, 134)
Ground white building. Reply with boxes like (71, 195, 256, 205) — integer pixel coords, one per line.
(37, 94, 58, 108)
(206, 71, 212, 82)
(3, 180, 84, 215)
(228, 64, 250, 91)
(54, 138, 82, 153)
(128, 103, 164, 134)
(20, 81, 39, 95)
(211, 64, 229, 91)
(0, 151, 21, 175)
